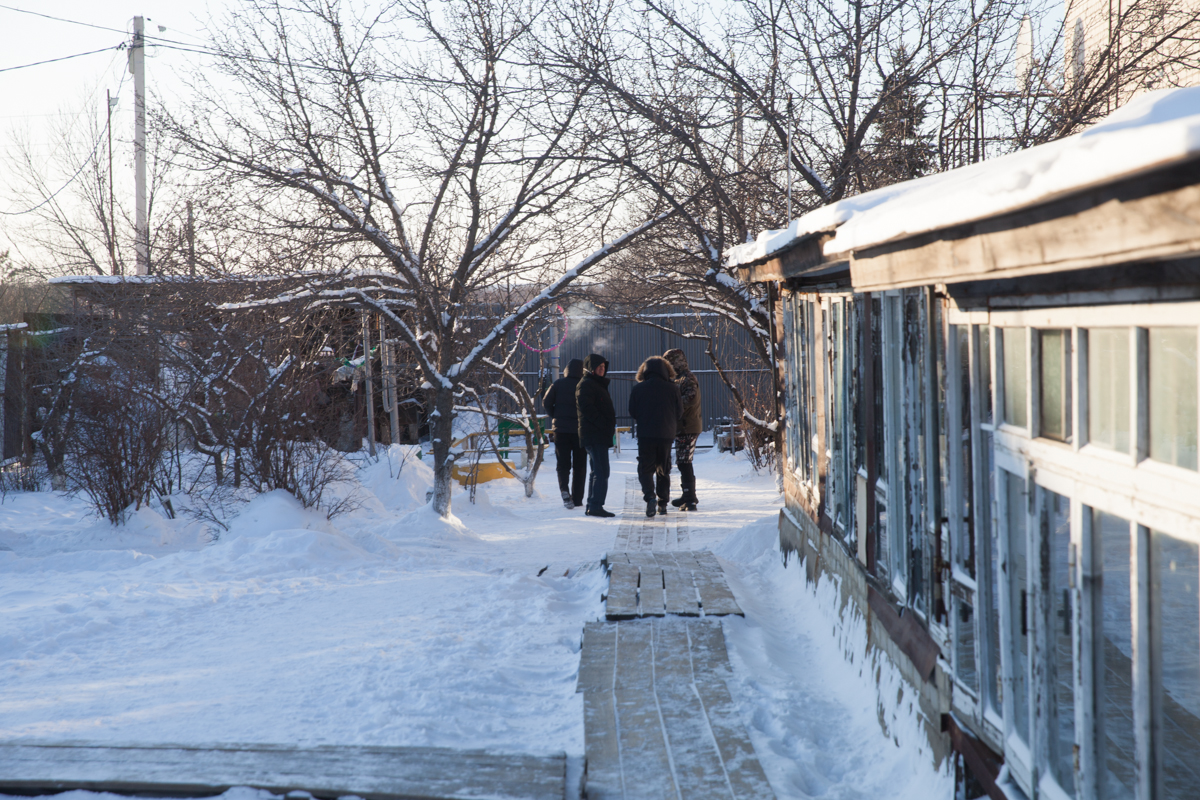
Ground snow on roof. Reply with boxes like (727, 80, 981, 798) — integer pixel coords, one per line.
(727, 85, 1200, 268)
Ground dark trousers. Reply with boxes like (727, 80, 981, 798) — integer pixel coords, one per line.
(584, 442, 611, 511)
(637, 438, 672, 503)
(675, 434, 698, 501)
(554, 431, 587, 505)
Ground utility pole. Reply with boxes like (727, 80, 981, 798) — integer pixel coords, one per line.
(380, 315, 401, 446)
(130, 16, 148, 276)
(106, 90, 118, 276)
(786, 93, 794, 221)
(186, 201, 195, 277)
(362, 310, 377, 457)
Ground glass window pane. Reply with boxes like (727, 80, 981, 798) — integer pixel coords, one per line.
(1003, 328, 1028, 428)
(982, 430, 1002, 717)
(1006, 470, 1030, 743)
(959, 330, 974, 576)
(1040, 330, 1070, 442)
(956, 595, 979, 694)
(873, 297, 885, 482)
(1096, 510, 1136, 799)
(981, 326, 993, 426)
(876, 492, 889, 582)
(1155, 530, 1200, 800)
(1045, 490, 1075, 791)
(1149, 328, 1198, 471)
(1089, 328, 1131, 453)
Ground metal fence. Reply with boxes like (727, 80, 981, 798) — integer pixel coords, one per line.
(510, 306, 769, 431)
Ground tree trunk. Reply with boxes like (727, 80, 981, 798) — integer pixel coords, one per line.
(429, 390, 455, 517)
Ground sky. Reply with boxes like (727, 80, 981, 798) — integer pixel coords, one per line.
(0, 1, 224, 258)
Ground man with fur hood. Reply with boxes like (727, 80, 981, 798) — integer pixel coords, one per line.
(628, 355, 683, 517)
(576, 353, 617, 517)
(542, 358, 587, 509)
(663, 348, 701, 511)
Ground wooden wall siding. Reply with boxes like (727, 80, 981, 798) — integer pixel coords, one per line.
(848, 159, 1200, 293)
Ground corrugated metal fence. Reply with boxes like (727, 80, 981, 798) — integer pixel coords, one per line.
(510, 307, 768, 431)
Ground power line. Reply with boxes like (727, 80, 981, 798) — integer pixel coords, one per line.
(0, 3, 128, 35)
(0, 4, 213, 53)
(0, 45, 122, 75)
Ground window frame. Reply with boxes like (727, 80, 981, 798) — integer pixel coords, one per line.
(950, 300, 1200, 800)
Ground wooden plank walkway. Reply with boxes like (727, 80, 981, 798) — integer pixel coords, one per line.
(605, 552, 742, 620)
(0, 742, 567, 800)
(576, 618, 775, 800)
(614, 477, 690, 551)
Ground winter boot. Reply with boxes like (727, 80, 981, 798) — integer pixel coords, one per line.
(683, 501, 698, 512)
(646, 499, 656, 518)
(586, 507, 616, 518)
(562, 490, 575, 509)
(674, 463, 697, 508)
(657, 501, 668, 515)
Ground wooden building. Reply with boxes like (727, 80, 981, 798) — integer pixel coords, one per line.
(731, 86, 1200, 799)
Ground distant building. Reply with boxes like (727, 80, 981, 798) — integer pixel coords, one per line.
(731, 86, 1200, 799)
(1064, 0, 1200, 111)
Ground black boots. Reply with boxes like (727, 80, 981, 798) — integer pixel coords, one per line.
(671, 463, 698, 510)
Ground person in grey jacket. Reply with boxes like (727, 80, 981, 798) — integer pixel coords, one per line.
(628, 355, 683, 517)
(542, 359, 587, 509)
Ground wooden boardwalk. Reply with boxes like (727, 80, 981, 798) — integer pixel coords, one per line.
(577, 618, 774, 800)
(604, 551, 743, 620)
(0, 742, 567, 800)
(581, 477, 771, 798)
(614, 477, 690, 551)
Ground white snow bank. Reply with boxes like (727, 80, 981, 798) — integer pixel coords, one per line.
(714, 515, 952, 799)
(0, 449, 603, 757)
(727, 85, 1200, 267)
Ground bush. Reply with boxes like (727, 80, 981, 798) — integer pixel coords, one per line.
(60, 379, 170, 525)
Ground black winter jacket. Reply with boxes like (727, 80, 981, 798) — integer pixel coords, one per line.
(576, 353, 616, 448)
(542, 358, 584, 432)
(628, 356, 683, 441)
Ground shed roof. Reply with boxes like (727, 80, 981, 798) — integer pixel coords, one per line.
(728, 86, 1200, 281)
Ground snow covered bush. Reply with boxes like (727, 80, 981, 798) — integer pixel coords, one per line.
(0, 462, 46, 502)
(59, 374, 171, 525)
(245, 436, 362, 518)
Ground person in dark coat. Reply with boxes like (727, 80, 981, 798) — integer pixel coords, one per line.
(628, 356, 683, 517)
(542, 358, 587, 509)
(576, 353, 617, 517)
(664, 348, 702, 511)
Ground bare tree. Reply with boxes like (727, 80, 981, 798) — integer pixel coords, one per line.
(161, 0, 674, 516)
(1003, 0, 1200, 146)
(1, 89, 190, 278)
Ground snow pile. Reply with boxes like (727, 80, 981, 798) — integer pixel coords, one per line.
(714, 516, 952, 800)
(1, 440, 950, 799)
(0, 445, 603, 756)
(727, 85, 1200, 267)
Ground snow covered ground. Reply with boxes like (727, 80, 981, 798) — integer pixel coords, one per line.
(0, 436, 948, 799)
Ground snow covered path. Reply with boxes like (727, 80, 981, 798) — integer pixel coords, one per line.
(0, 439, 949, 799)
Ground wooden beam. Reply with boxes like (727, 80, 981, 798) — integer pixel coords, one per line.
(742, 232, 842, 283)
(849, 159, 1200, 292)
(0, 742, 566, 800)
(942, 713, 1009, 800)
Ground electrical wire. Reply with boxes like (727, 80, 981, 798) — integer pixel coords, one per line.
(0, 3, 128, 35)
(0, 45, 122, 75)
